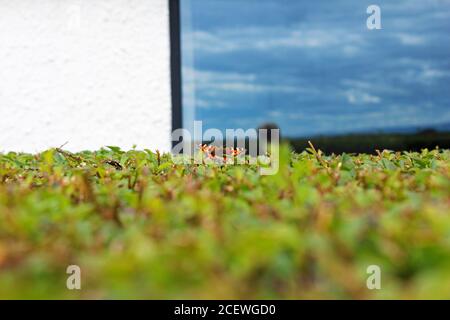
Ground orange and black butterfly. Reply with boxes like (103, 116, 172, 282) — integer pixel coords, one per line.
(198, 144, 220, 159)
(226, 147, 245, 157)
(198, 144, 209, 153)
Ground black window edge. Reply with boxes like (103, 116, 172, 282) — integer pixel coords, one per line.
(169, 0, 182, 148)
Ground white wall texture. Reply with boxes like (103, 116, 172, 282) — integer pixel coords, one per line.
(0, 0, 172, 152)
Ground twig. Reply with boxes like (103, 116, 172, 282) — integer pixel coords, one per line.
(308, 141, 328, 168)
(55, 148, 82, 163)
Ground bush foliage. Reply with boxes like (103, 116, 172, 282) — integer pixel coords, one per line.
(0, 146, 449, 299)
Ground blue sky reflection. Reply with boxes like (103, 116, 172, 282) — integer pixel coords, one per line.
(181, 0, 450, 137)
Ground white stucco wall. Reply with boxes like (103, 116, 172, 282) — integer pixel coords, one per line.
(0, 0, 172, 153)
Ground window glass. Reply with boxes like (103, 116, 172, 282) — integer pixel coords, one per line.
(181, 0, 450, 148)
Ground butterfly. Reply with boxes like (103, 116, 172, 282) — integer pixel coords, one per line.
(226, 147, 245, 157)
(198, 144, 218, 159)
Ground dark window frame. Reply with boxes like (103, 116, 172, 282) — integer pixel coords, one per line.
(169, 0, 182, 146)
